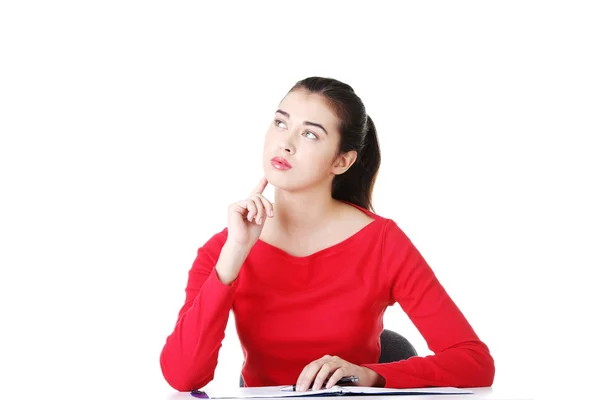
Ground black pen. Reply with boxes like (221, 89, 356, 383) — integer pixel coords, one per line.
(280, 376, 359, 392)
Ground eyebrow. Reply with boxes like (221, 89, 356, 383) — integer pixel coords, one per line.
(275, 109, 328, 135)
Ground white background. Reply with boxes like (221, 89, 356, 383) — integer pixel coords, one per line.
(1, 2, 598, 400)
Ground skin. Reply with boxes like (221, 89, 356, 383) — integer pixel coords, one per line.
(224, 88, 386, 390)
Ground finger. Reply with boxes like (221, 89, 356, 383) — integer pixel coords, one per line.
(312, 362, 336, 391)
(245, 198, 258, 221)
(230, 200, 251, 217)
(249, 194, 266, 224)
(295, 365, 310, 392)
(297, 356, 331, 391)
(253, 193, 274, 218)
(296, 364, 321, 392)
(250, 176, 268, 196)
(325, 367, 346, 389)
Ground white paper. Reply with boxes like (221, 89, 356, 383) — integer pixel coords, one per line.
(197, 385, 474, 399)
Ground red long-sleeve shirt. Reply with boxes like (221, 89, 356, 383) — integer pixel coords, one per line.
(159, 203, 495, 392)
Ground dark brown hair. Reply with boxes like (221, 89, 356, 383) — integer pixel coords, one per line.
(287, 77, 381, 212)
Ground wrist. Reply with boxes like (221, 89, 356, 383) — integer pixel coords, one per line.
(223, 239, 252, 256)
(215, 241, 251, 286)
(362, 367, 385, 387)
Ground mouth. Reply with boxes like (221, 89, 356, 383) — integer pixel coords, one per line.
(270, 157, 292, 170)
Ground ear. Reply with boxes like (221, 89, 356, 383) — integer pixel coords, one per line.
(331, 150, 358, 175)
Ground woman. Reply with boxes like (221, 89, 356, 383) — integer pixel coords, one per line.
(159, 77, 495, 392)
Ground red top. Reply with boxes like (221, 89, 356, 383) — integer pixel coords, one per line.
(159, 203, 495, 392)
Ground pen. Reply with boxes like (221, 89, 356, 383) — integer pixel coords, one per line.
(280, 376, 359, 391)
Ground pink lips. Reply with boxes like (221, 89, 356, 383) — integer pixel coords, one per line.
(270, 157, 292, 170)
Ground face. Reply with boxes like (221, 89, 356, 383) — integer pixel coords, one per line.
(262, 89, 357, 193)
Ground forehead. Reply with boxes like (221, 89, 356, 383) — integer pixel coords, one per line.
(278, 90, 339, 129)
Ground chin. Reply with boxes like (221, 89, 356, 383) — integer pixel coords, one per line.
(264, 168, 301, 192)
(264, 170, 287, 190)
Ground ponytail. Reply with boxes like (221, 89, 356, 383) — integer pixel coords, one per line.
(332, 115, 381, 212)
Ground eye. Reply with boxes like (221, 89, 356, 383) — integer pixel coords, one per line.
(274, 119, 286, 129)
(303, 131, 318, 140)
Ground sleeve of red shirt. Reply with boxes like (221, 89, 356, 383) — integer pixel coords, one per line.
(159, 227, 235, 392)
(361, 220, 495, 388)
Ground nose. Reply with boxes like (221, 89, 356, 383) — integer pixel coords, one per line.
(279, 134, 296, 154)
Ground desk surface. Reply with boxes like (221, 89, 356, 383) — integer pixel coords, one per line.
(161, 387, 534, 400)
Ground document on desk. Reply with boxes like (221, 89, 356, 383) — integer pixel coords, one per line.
(190, 385, 474, 398)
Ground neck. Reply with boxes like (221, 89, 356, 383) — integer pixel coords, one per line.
(271, 185, 341, 238)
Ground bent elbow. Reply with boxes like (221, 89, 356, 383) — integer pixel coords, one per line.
(160, 347, 214, 392)
(480, 350, 495, 387)
(469, 344, 496, 387)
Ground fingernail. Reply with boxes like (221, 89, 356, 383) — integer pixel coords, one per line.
(269, 210, 273, 217)
(257, 218, 262, 224)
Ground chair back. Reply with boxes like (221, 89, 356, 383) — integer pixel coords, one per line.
(377, 328, 418, 363)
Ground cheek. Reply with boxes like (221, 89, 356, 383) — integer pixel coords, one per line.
(262, 131, 274, 152)
(303, 148, 336, 175)
(263, 129, 277, 148)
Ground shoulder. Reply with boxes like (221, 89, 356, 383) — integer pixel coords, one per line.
(188, 227, 229, 275)
(337, 200, 413, 241)
(360, 210, 412, 249)
(342, 202, 377, 226)
(196, 227, 229, 255)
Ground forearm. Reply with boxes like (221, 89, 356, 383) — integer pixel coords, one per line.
(361, 340, 495, 388)
(160, 242, 249, 391)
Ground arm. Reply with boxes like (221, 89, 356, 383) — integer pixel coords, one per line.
(159, 228, 248, 391)
(361, 220, 495, 388)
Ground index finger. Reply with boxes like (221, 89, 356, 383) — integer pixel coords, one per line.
(250, 176, 268, 196)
